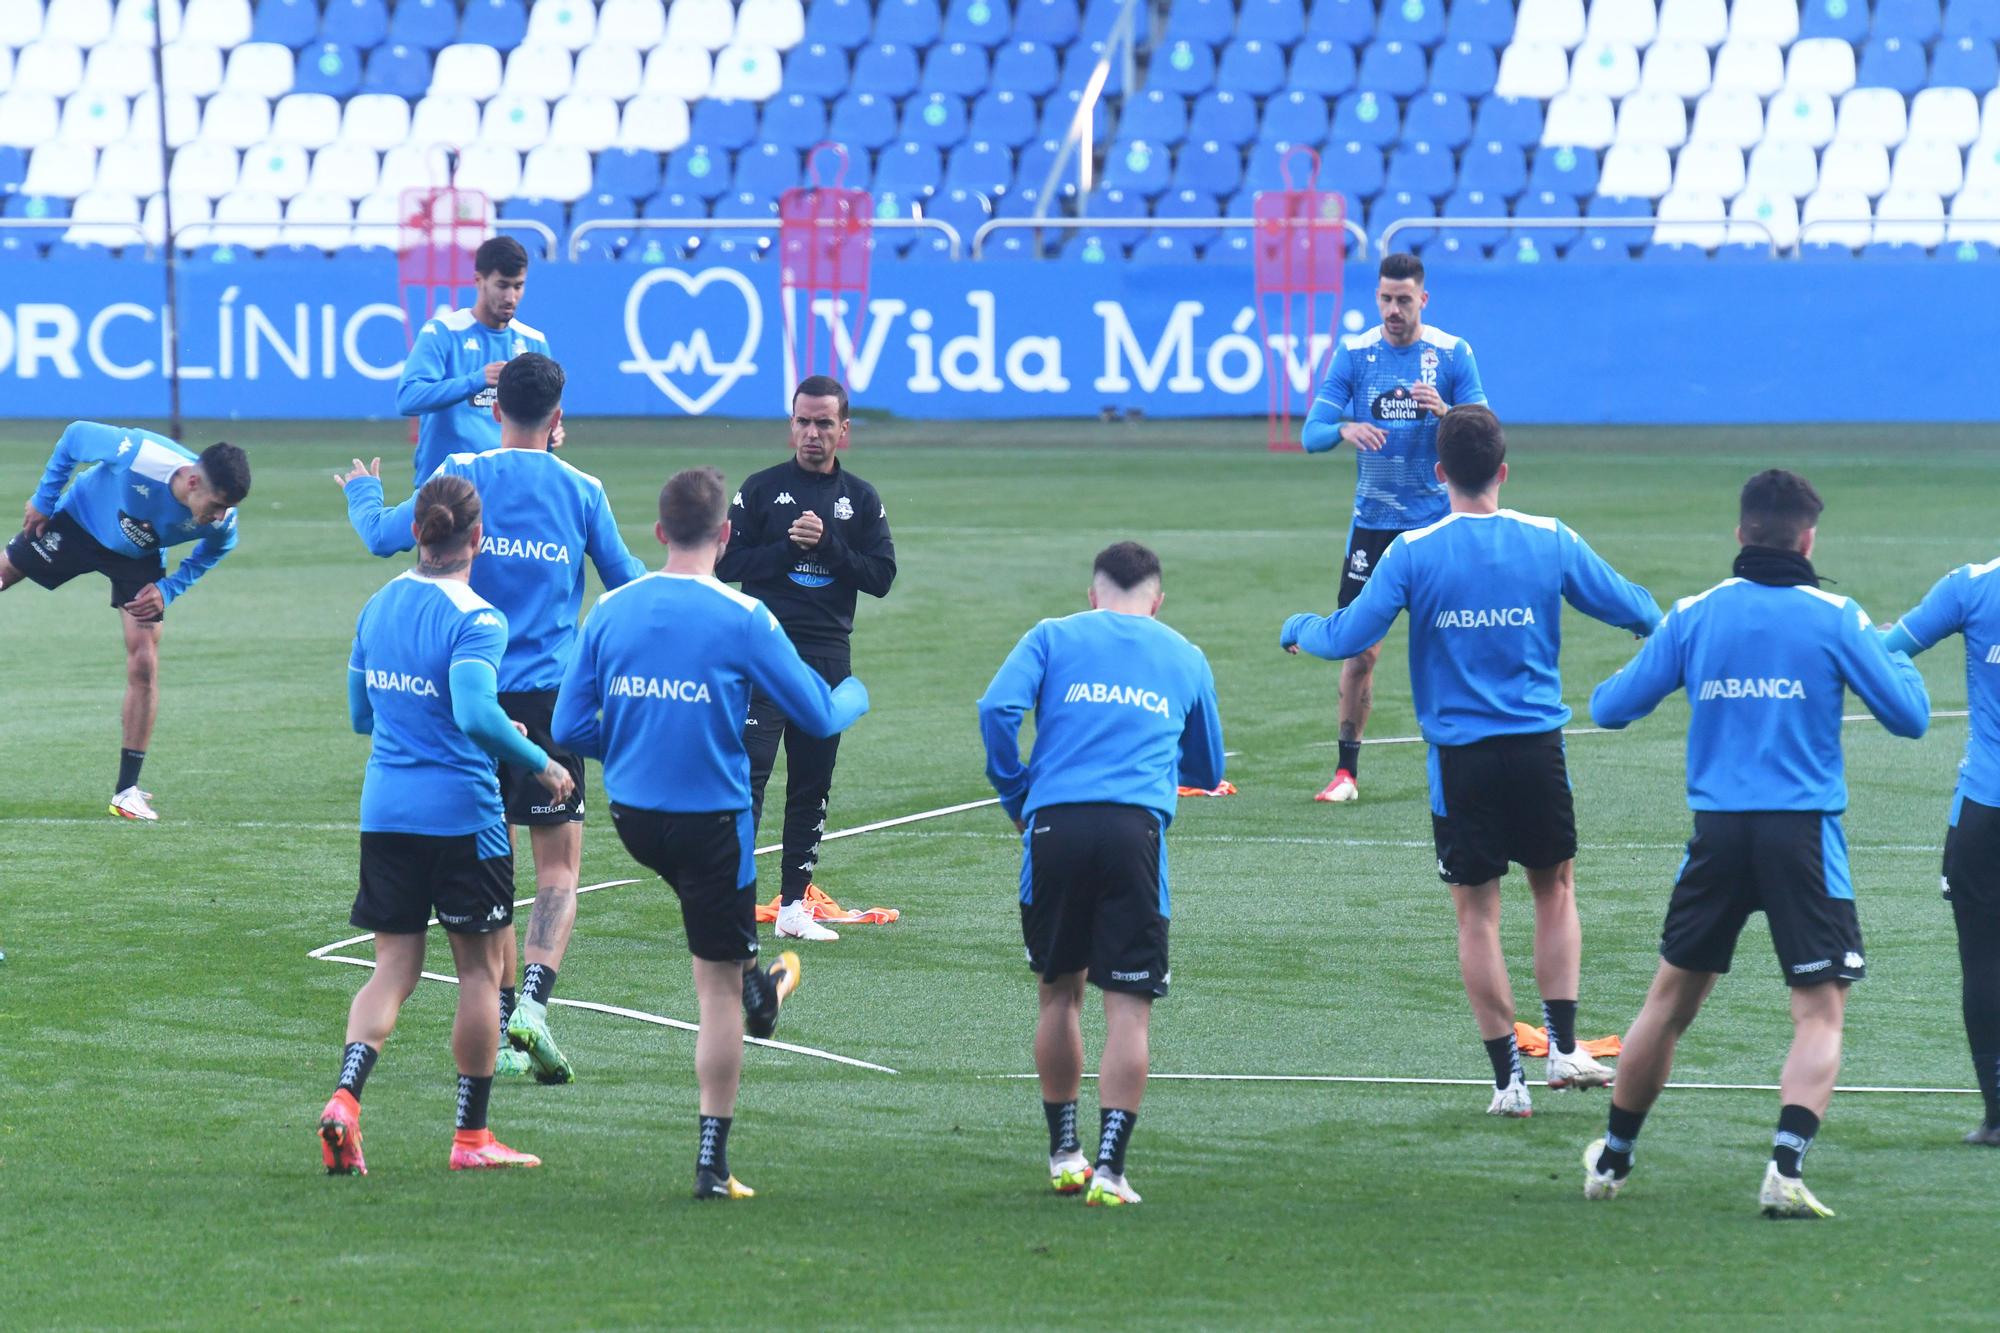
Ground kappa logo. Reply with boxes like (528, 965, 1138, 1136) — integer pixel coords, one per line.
(1844, 951, 1865, 969)
(473, 612, 501, 628)
(117, 438, 133, 455)
(775, 491, 796, 505)
(619, 267, 763, 416)
(834, 495, 854, 521)
(463, 337, 480, 352)
(732, 491, 745, 508)
(487, 904, 507, 922)
(132, 483, 150, 498)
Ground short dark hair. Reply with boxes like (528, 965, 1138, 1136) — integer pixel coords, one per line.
(198, 441, 251, 503)
(474, 235, 528, 277)
(497, 352, 564, 427)
(1379, 251, 1425, 287)
(415, 473, 480, 550)
(792, 375, 849, 420)
(1436, 405, 1505, 493)
(1092, 541, 1162, 592)
(1739, 469, 1824, 548)
(659, 466, 729, 546)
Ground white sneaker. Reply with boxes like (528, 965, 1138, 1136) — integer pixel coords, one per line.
(1548, 1046, 1616, 1090)
(1049, 1151, 1093, 1195)
(1486, 1076, 1533, 1118)
(1759, 1162, 1835, 1219)
(109, 786, 158, 821)
(1582, 1139, 1626, 1201)
(1084, 1169, 1141, 1207)
(775, 898, 839, 941)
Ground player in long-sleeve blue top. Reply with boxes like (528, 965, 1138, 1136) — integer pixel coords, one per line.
(2, 420, 252, 821)
(551, 466, 865, 1201)
(1283, 406, 1657, 1117)
(1881, 557, 2000, 1144)
(976, 541, 1224, 1206)
(318, 473, 574, 1178)
(1579, 470, 1930, 1219)
(396, 237, 552, 490)
(344, 353, 643, 1083)
(1297, 252, 1489, 806)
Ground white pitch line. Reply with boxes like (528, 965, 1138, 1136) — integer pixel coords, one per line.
(1310, 709, 1970, 749)
(986, 1073, 1979, 1095)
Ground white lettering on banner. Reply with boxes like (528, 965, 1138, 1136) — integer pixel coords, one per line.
(16, 304, 81, 378)
(0, 297, 408, 384)
(344, 304, 406, 380)
(1435, 607, 1536, 629)
(619, 266, 762, 415)
(608, 675, 713, 702)
(1094, 299, 1203, 394)
(1061, 681, 1172, 717)
(246, 303, 309, 379)
(1268, 327, 1338, 394)
(1697, 677, 1807, 701)
(1206, 307, 1263, 396)
(86, 303, 155, 380)
(940, 289, 1004, 392)
(804, 294, 1070, 396)
(805, 294, 905, 392)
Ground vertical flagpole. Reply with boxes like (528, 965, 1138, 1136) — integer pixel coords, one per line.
(149, 5, 183, 438)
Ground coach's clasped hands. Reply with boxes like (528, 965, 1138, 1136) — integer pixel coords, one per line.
(788, 510, 825, 550)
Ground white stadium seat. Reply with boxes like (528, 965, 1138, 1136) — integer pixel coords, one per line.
(1711, 38, 1782, 96)
(1614, 90, 1688, 149)
(284, 191, 354, 250)
(1494, 41, 1568, 99)
(1764, 91, 1835, 149)
(182, 0, 252, 48)
(352, 191, 403, 247)
(598, 0, 668, 47)
(204, 190, 283, 249)
(223, 41, 296, 98)
(115, 0, 182, 42)
(1948, 185, 2000, 243)
(15, 40, 87, 97)
(709, 42, 783, 100)
(57, 91, 131, 146)
(98, 137, 164, 193)
(83, 41, 156, 96)
(666, 0, 738, 52)
(1819, 139, 1890, 196)
(0, 5, 44, 46)
(1541, 91, 1615, 148)
(44, 0, 114, 47)
(431, 43, 504, 99)
(1785, 37, 1856, 97)
(126, 89, 200, 147)
(1892, 139, 1965, 196)
(341, 93, 413, 150)
(737, 0, 806, 51)
(307, 141, 380, 199)
(1691, 87, 1766, 149)
(0, 46, 14, 95)
(1585, 0, 1654, 45)
(573, 43, 643, 100)
(1654, 189, 1727, 250)
(0, 92, 60, 147)
(526, 0, 597, 51)
(379, 143, 445, 196)
(1909, 88, 1980, 149)
(163, 40, 223, 96)
(1729, 0, 1798, 45)
(65, 188, 142, 247)
(1513, 0, 1585, 48)
(1963, 139, 2000, 194)
(1800, 187, 1872, 247)
(1984, 90, 2000, 144)
(271, 92, 341, 149)
(548, 93, 619, 150)
(1568, 40, 1639, 99)
(1874, 188, 1944, 248)
(1729, 189, 1800, 249)
(617, 92, 692, 151)
(504, 43, 573, 99)
(480, 93, 551, 150)
(25, 143, 99, 196)
(410, 93, 480, 148)
(238, 140, 310, 199)
(454, 142, 523, 198)
(199, 88, 272, 149)
(1640, 40, 1711, 98)
(142, 191, 212, 245)
(643, 44, 712, 101)
(1674, 140, 1746, 198)
(1836, 88, 1908, 148)
(1745, 138, 1819, 197)
(1657, 0, 1727, 47)
(1597, 142, 1672, 197)
(520, 142, 593, 200)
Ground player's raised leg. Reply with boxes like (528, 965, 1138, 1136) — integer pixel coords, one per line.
(110, 613, 161, 821)
(1035, 971, 1091, 1193)
(1088, 991, 1151, 1207)
(447, 922, 540, 1170)
(319, 930, 424, 1177)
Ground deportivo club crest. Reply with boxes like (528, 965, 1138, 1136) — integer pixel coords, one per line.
(1421, 347, 1439, 372)
(834, 496, 854, 521)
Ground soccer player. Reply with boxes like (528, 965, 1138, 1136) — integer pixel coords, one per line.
(1280, 406, 1658, 1116)
(717, 376, 896, 943)
(1299, 252, 1487, 804)
(1883, 564, 2000, 1146)
(318, 474, 575, 1177)
(553, 466, 869, 1200)
(396, 235, 552, 491)
(1580, 470, 1931, 1217)
(341, 353, 645, 1084)
(1, 421, 250, 821)
(979, 542, 1225, 1207)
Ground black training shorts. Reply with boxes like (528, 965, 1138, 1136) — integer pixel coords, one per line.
(1660, 811, 1866, 986)
(610, 802, 759, 963)
(1944, 794, 2000, 916)
(1338, 525, 1404, 610)
(1019, 802, 1170, 997)
(5, 511, 165, 610)
(1429, 728, 1578, 886)
(353, 827, 515, 935)
(497, 690, 586, 826)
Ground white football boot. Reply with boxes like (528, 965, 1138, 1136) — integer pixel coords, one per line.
(109, 786, 158, 821)
(1548, 1046, 1616, 1090)
(1049, 1151, 1093, 1195)
(775, 898, 839, 941)
(1084, 1169, 1141, 1207)
(1486, 1075, 1533, 1118)
(1582, 1139, 1627, 1201)
(1759, 1162, 1835, 1219)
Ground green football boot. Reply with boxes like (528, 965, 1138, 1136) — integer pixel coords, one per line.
(506, 997, 575, 1085)
(495, 1046, 532, 1078)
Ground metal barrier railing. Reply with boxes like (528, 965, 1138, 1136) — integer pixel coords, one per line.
(971, 213, 1371, 260)
(0, 217, 151, 253)
(567, 215, 963, 261)
(168, 216, 558, 259)
(1379, 214, 1780, 256)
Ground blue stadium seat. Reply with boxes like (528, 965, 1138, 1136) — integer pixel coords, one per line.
(1013, 0, 1079, 44)
(1441, 185, 1506, 219)
(0, 234, 47, 259)
(945, 139, 1013, 196)
(183, 244, 247, 264)
(784, 43, 851, 97)
(945, 0, 1012, 47)
(1862, 239, 1932, 260)
(500, 195, 566, 243)
(1565, 234, 1632, 262)
(1641, 242, 1709, 263)
(1131, 232, 1199, 264)
(1472, 95, 1541, 147)
(5, 194, 69, 220)
(253, 0, 320, 49)
(571, 193, 638, 252)
(1149, 40, 1217, 95)
(459, 0, 527, 50)
(1585, 193, 1650, 254)
(983, 232, 1041, 260)
(855, 44, 922, 98)
(806, 0, 874, 48)
(969, 89, 1038, 146)
(923, 186, 992, 248)
(1800, 0, 1869, 41)
(876, 142, 945, 202)
(990, 179, 1051, 218)
(1511, 189, 1580, 250)
(763, 93, 829, 149)
(1528, 145, 1598, 198)
(1939, 239, 2000, 260)
(321, 0, 389, 49)
(1503, 234, 1553, 263)
(296, 42, 363, 96)
(1458, 140, 1527, 196)
(1061, 39, 1128, 94)
(1419, 233, 1488, 263)
(1062, 231, 1123, 263)
(1357, 41, 1427, 97)
(1332, 92, 1399, 146)
(1931, 37, 1998, 91)
(1081, 0, 1131, 39)
(1857, 37, 1929, 94)
(870, 190, 921, 256)
(388, 0, 456, 50)
(829, 91, 897, 149)
(664, 145, 732, 201)
(901, 92, 971, 147)
(1431, 40, 1498, 96)
(593, 149, 663, 201)
(1259, 90, 1328, 145)
(1173, 139, 1242, 195)
(1874, 0, 1942, 43)
(1386, 142, 1454, 199)
(54, 241, 117, 262)
(623, 235, 678, 266)
(1189, 89, 1257, 145)
(1150, 188, 1221, 249)
(1308, 0, 1377, 45)
(1403, 91, 1471, 148)
(1378, 0, 1446, 47)
(692, 99, 760, 152)
(362, 43, 430, 96)
(1946, 0, 2000, 38)
(1447, 0, 1516, 46)
(1012, 141, 1066, 195)
(714, 190, 781, 221)
(733, 143, 801, 203)
(0, 147, 23, 194)
(1167, 0, 1237, 45)
(710, 194, 780, 254)
(876, 0, 942, 45)
(1123, 89, 1191, 145)
(1714, 240, 1776, 262)
(569, 234, 621, 262)
(1040, 88, 1110, 142)
(1290, 39, 1357, 96)
(1239, 0, 1307, 45)
(1217, 39, 1287, 96)
(1314, 138, 1385, 197)
(1370, 190, 1438, 249)
(1799, 239, 1857, 261)
(1208, 230, 1256, 262)
(1103, 138, 1174, 197)
(642, 190, 706, 253)
(924, 41, 992, 95)
(991, 40, 1059, 95)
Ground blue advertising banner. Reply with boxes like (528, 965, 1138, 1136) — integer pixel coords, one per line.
(0, 254, 1986, 424)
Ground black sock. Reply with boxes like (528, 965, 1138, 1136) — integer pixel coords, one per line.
(1337, 739, 1361, 777)
(499, 985, 517, 1032)
(1483, 1032, 1523, 1089)
(1772, 1104, 1820, 1178)
(1954, 897, 2000, 1126)
(1542, 999, 1578, 1056)
(743, 964, 779, 1039)
(521, 962, 557, 1007)
(1096, 1107, 1137, 1177)
(335, 1041, 377, 1100)
(697, 1114, 732, 1177)
(1598, 1103, 1646, 1176)
(116, 748, 145, 793)
(455, 1074, 493, 1132)
(1044, 1100, 1080, 1156)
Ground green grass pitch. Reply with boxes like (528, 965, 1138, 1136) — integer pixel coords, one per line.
(4, 418, 1997, 1328)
